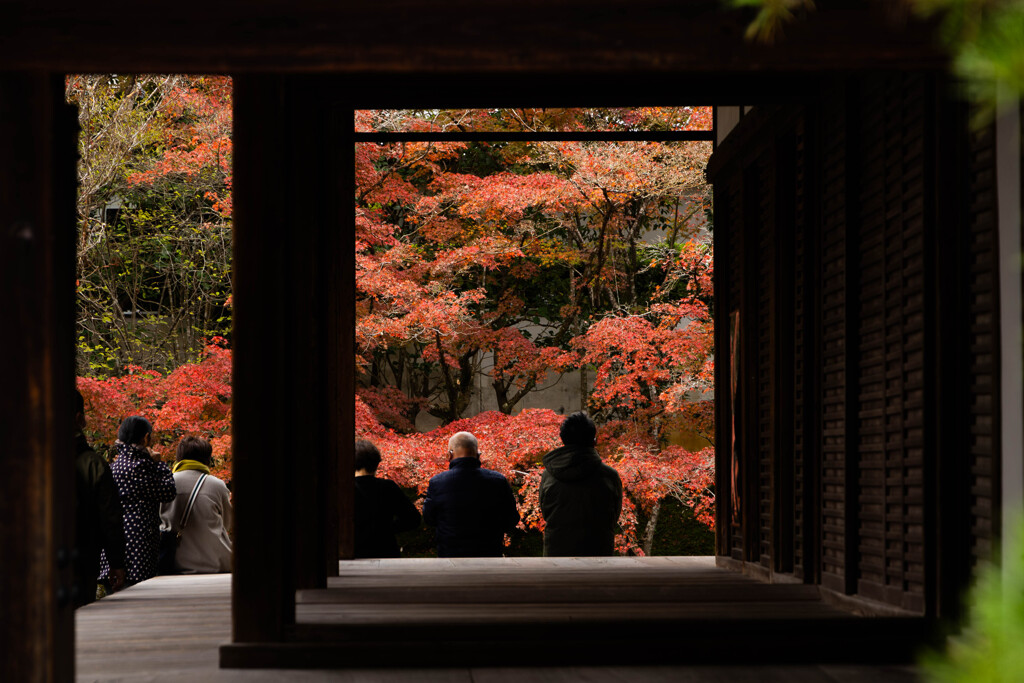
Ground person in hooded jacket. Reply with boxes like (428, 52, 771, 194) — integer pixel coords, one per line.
(539, 412, 623, 556)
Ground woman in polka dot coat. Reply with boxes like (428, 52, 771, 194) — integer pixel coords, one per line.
(99, 416, 176, 587)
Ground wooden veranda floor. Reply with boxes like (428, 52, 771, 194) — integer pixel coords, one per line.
(77, 557, 925, 681)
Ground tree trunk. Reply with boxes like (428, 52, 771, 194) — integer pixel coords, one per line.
(579, 364, 587, 412)
(492, 348, 511, 414)
(642, 499, 661, 556)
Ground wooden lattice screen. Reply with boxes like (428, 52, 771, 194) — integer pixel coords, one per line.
(710, 72, 992, 616)
(818, 87, 852, 595)
(791, 111, 814, 581)
(967, 118, 1002, 568)
(755, 154, 775, 570)
(853, 74, 929, 612)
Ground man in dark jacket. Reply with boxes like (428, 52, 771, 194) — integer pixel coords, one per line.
(540, 412, 623, 556)
(422, 431, 520, 557)
(74, 390, 126, 606)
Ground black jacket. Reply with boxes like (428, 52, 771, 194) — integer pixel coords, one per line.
(353, 475, 421, 558)
(74, 434, 126, 606)
(539, 445, 623, 556)
(422, 458, 520, 557)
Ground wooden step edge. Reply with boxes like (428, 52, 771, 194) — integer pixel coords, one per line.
(221, 619, 936, 669)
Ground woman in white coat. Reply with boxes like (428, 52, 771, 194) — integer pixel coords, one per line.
(160, 436, 232, 573)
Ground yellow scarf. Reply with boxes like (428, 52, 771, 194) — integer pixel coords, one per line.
(172, 459, 211, 474)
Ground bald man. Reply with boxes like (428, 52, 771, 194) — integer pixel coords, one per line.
(422, 431, 520, 557)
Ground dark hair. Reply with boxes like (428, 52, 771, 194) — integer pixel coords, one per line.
(560, 411, 597, 447)
(117, 415, 153, 446)
(176, 435, 213, 466)
(354, 439, 382, 473)
(74, 389, 85, 415)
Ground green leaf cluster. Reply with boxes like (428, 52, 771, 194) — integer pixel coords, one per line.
(922, 512, 1024, 681)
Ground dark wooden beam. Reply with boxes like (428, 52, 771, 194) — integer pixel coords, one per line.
(0, 72, 78, 682)
(0, 2, 945, 75)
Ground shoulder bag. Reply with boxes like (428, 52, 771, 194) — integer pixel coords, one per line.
(157, 473, 208, 575)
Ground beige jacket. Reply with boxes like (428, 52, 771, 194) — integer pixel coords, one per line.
(160, 470, 232, 573)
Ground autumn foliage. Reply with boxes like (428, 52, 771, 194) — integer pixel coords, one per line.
(354, 109, 715, 432)
(78, 348, 712, 554)
(78, 338, 233, 481)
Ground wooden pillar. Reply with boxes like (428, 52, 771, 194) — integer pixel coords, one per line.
(337, 103, 355, 564)
(230, 75, 353, 643)
(839, 79, 861, 597)
(0, 73, 78, 682)
(712, 166, 732, 559)
(772, 133, 796, 575)
(740, 165, 760, 562)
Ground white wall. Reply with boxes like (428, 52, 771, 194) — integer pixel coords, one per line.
(716, 106, 741, 146)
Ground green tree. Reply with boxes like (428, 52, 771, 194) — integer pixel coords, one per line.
(68, 75, 233, 375)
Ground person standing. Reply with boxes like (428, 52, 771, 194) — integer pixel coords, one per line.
(539, 412, 623, 557)
(422, 431, 520, 558)
(99, 416, 177, 586)
(160, 436, 233, 573)
(73, 390, 126, 606)
(353, 439, 421, 558)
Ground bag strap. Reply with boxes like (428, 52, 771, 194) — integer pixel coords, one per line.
(178, 473, 208, 532)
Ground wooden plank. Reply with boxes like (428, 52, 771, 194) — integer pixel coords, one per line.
(296, 601, 848, 624)
(299, 584, 822, 604)
(77, 576, 230, 679)
(0, 72, 77, 683)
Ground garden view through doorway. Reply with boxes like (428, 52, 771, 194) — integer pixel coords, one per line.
(70, 83, 719, 561)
